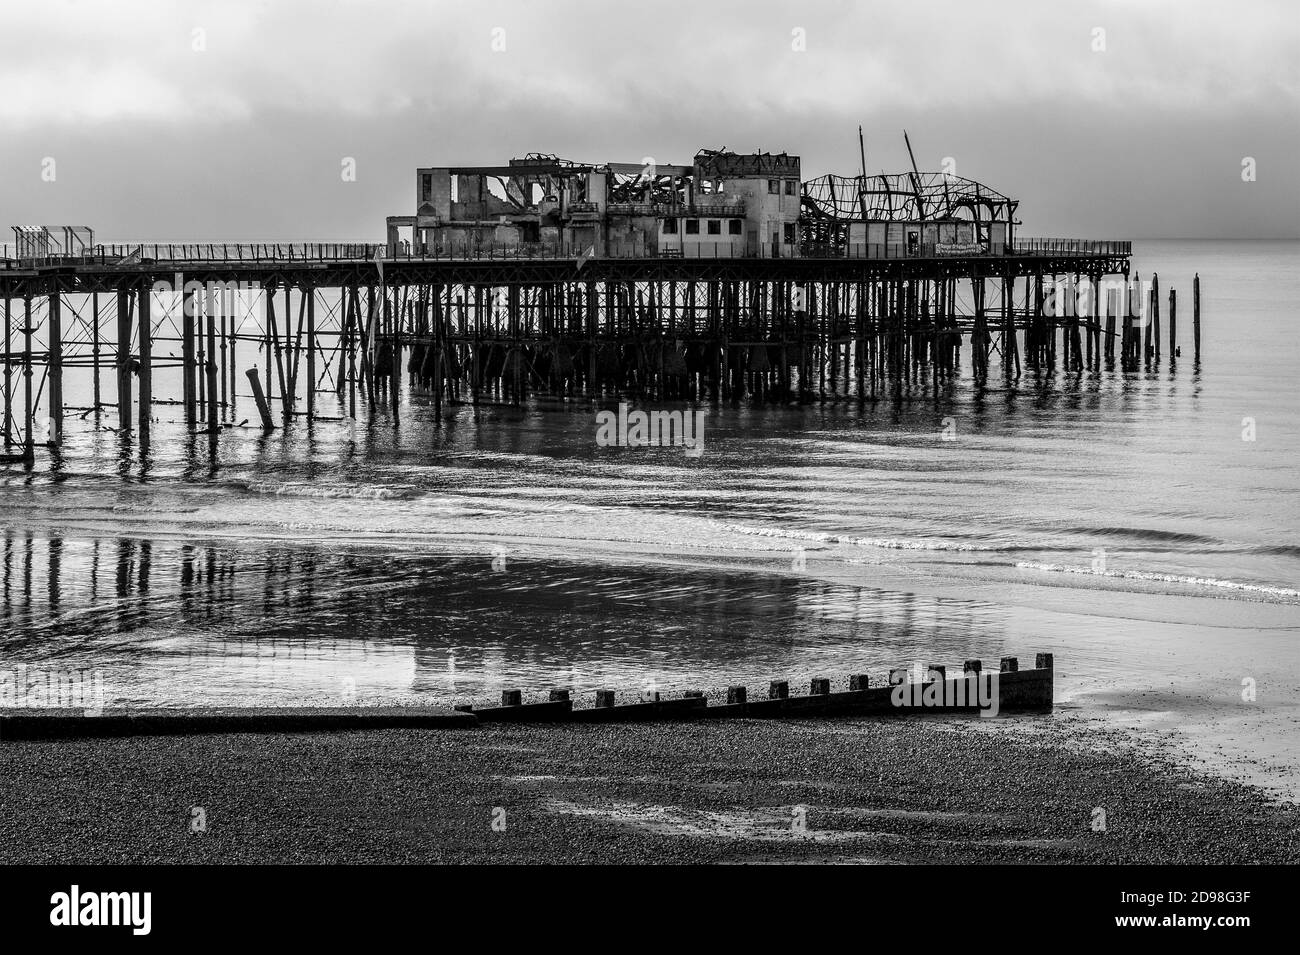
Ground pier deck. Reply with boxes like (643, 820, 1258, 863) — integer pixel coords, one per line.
(0, 238, 1201, 463)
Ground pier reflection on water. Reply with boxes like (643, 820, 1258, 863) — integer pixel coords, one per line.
(0, 528, 1007, 707)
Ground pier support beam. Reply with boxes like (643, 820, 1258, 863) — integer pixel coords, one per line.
(1193, 273, 1201, 362)
(2, 296, 11, 446)
(115, 290, 132, 433)
(182, 285, 196, 430)
(1169, 288, 1177, 359)
(245, 369, 274, 433)
(137, 284, 151, 444)
(306, 286, 316, 420)
(48, 292, 63, 445)
(206, 296, 219, 452)
(23, 297, 33, 451)
(91, 293, 102, 411)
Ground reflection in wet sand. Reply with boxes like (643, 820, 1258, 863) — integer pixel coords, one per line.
(0, 527, 1006, 708)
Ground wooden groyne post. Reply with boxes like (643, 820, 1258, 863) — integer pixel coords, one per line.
(245, 368, 274, 432)
(1193, 273, 1201, 362)
(1168, 288, 1177, 359)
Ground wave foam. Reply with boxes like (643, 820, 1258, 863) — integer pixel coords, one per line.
(241, 481, 418, 501)
(1015, 561, 1300, 599)
(722, 523, 1000, 552)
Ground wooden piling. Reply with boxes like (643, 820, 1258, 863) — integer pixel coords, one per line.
(22, 297, 33, 450)
(1090, 272, 1101, 369)
(48, 292, 62, 445)
(228, 308, 237, 422)
(115, 290, 132, 433)
(1168, 288, 1177, 358)
(206, 297, 219, 448)
(267, 286, 291, 424)
(347, 286, 359, 418)
(1104, 287, 1116, 362)
(137, 284, 151, 443)
(1193, 273, 1201, 361)
(1150, 272, 1160, 364)
(219, 300, 228, 422)
(263, 287, 273, 412)
(182, 285, 196, 430)
(2, 296, 10, 446)
(91, 293, 101, 411)
(197, 291, 208, 425)
(389, 286, 401, 418)
(245, 369, 274, 432)
(305, 286, 316, 420)
(363, 285, 377, 408)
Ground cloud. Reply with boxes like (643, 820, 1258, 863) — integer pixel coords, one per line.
(2, 0, 1295, 126)
(0, 0, 1295, 237)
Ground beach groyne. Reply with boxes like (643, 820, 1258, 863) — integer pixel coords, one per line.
(0, 656, 1053, 737)
(464, 654, 1052, 723)
(0, 705, 477, 739)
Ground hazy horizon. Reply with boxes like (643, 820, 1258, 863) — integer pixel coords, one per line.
(2, 0, 1296, 242)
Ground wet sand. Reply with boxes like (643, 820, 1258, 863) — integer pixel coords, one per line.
(1, 715, 1296, 864)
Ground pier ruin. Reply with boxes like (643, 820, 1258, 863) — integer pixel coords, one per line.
(0, 144, 1200, 463)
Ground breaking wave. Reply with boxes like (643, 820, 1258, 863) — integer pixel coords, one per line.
(1014, 561, 1300, 599)
(722, 523, 1005, 552)
(239, 481, 422, 501)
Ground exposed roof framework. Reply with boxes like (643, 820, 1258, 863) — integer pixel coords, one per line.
(802, 172, 1018, 224)
(695, 148, 799, 179)
(12, 225, 95, 258)
(608, 169, 684, 205)
(445, 154, 697, 210)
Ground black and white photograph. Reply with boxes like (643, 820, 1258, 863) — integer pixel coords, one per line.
(0, 0, 1295, 935)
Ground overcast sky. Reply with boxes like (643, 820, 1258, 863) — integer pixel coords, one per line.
(2, 0, 1296, 240)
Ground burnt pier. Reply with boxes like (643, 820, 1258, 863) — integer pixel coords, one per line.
(0, 239, 1204, 461)
(1, 145, 1202, 461)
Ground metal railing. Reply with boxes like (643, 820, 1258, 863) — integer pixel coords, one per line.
(591, 201, 746, 218)
(687, 201, 746, 216)
(0, 242, 383, 268)
(0, 236, 1133, 269)
(1010, 238, 1131, 255)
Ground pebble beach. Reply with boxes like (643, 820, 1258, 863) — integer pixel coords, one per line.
(2, 715, 1296, 865)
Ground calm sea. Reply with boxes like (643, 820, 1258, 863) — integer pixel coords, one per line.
(2, 239, 1298, 789)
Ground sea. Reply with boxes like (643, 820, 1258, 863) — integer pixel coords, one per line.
(2, 239, 1298, 797)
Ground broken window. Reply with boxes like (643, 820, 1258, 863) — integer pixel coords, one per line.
(685, 219, 700, 235)
(421, 174, 432, 202)
(767, 179, 779, 194)
(783, 223, 797, 244)
(662, 218, 678, 234)
(707, 219, 722, 235)
(784, 179, 796, 196)
(728, 219, 742, 235)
